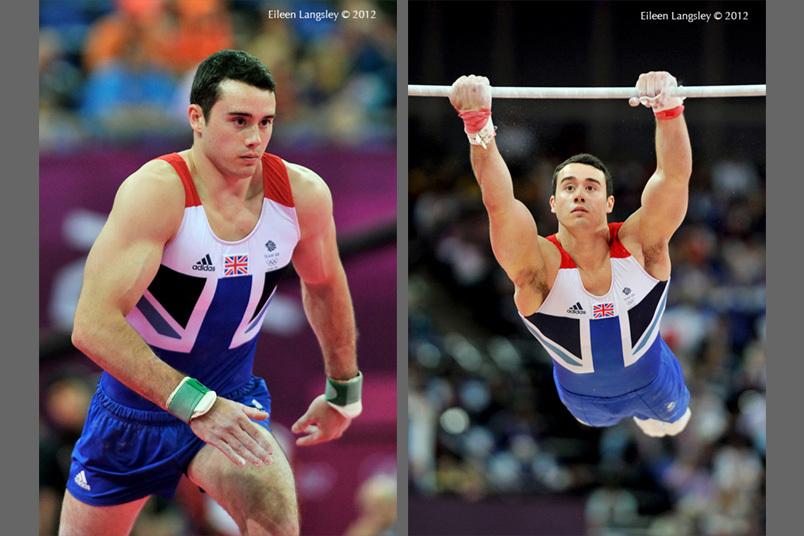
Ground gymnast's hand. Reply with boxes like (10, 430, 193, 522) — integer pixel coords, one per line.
(449, 75, 492, 112)
(450, 75, 497, 147)
(291, 394, 354, 446)
(629, 71, 684, 112)
(189, 397, 275, 467)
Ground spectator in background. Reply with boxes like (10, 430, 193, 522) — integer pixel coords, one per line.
(40, 30, 84, 113)
(80, 32, 179, 138)
(585, 469, 640, 535)
(39, 370, 95, 536)
(77, 0, 179, 138)
(39, 29, 87, 147)
(243, 14, 303, 124)
(163, 0, 235, 76)
(40, 0, 396, 147)
(81, 0, 171, 73)
(343, 474, 397, 536)
(77, 0, 237, 140)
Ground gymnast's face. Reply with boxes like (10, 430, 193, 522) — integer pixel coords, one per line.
(190, 79, 276, 180)
(550, 163, 614, 227)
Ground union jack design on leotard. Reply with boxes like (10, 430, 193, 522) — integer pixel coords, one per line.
(224, 255, 249, 276)
(593, 302, 615, 318)
(519, 223, 671, 397)
(116, 152, 300, 405)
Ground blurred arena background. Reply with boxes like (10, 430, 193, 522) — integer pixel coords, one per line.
(408, 2, 765, 535)
(39, 1, 397, 535)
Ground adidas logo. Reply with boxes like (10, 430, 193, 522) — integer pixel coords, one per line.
(251, 398, 269, 415)
(192, 254, 216, 272)
(74, 470, 91, 491)
(567, 302, 586, 314)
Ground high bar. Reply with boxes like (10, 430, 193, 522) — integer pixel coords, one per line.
(408, 84, 766, 99)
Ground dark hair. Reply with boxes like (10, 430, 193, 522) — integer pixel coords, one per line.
(551, 153, 614, 197)
(190, 49, 276, 120)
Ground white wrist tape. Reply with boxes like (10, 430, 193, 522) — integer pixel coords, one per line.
(192, 390, 217, 420)
(327, 398, 363, 419)
(467, 118, 496, 149)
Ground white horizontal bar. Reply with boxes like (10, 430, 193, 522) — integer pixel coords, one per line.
(408, 84, 766, 99)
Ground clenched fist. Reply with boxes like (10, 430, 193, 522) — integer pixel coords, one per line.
(450, 75, 492, 112)
(629, 71, 684, 113)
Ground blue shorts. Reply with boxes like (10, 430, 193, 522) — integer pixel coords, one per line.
(66, 376, 272, 506)
(553, 340, 690, 427)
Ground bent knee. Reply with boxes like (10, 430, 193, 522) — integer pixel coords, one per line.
(232, 485, 299, 536)
(246, 516, 299, 536)
(238, 507, 299, 536)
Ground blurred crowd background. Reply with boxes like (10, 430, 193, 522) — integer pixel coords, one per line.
(39, 1, 396, 535)
(39, 0, 396, 149)
(408, 2, 765, 535)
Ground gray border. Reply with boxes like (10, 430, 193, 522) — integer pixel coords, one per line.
(18, 1, 38, 534)
(766, 0, 793, 534)
(397, 1, 410, 535)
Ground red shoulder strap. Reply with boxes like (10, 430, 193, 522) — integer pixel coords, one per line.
(608, 222, 631, 258)
(261, 153, 295, 207)
(546, 234, 577, 269)
(547, 222, 631, 267)
(155, 153, 202, 207)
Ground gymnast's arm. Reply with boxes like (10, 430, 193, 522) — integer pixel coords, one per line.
(620, 71, 692, 279)
(71, 161, 274, 468)
(285, 163, 360, 446)
(450, 75, 549, 315)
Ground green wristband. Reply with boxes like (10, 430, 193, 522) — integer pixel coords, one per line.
(325, 371, 363, 407)
(167, 377, 213, 423)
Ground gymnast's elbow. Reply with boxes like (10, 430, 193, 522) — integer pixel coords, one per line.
(481, 188, 515, 217)
(71, 302, 116, 358)
(70, 309, 96, 357)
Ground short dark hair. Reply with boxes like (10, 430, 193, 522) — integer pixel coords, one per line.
(551, 153, 614, 197)
(190, 49, 276, 120)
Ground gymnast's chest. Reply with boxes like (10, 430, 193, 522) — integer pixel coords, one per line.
(160, 201, 300, 278)
(542, 257, 658, 317)
(575, 262, 613, 297)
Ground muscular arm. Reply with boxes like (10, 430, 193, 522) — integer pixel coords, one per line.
(71, 163, 187, 406)
(451, 75, 549, 314)
(621, 72, 692, 277)
(72, 161, 274, 467)
(645, 112, 693, 232)
(295, 224, 358, 381)
(288, 165, 358, 380)
(287, 163, 359, 445)
(471, 141, 548, 314)
(299, 267, 357, 379)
